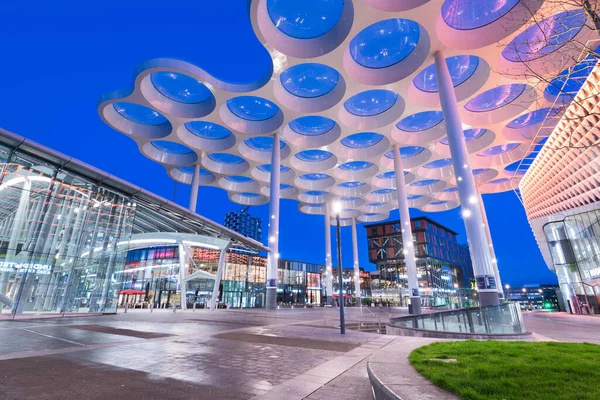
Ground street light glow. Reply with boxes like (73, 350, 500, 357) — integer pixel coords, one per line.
(332, 200, 342, 215)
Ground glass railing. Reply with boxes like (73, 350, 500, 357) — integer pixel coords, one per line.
(389, 302, 526, 335)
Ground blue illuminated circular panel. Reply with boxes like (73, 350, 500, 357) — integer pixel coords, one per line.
(440, 128, 486, 145)
(339, 181, 365, 188)
(295, 149, 333, 162)
(344, 90, 398, 116)
(464, 84, 526, 112)
(258, 164, 291, 173)
(226, 176, 254, 183)
(373, 188, 394, 194)
(442, 187, 458, 192)
(477, 143, 520, 157)
(502, 10, 587, 62)
(384, 146, 425, 159)
(185, 121, 232, 139)
(472, 168, 490, 175)
(179, 166, 211, 175)
(423, 158, 453, 168)
(113, 102, 168, 125)
(267, 0, 344, 39)
(244, 136, 286, 151)
(306, 190, 327, 195)
(339, 161, 373, 171)
(341, 132, 384, 148)
(349, 18, 420, 69)
(151, 141, 193, 154)
(506, 107, 562, 129)
(377, 171, 395, 179)
(544, 56, 597, 103)
(280, 63, 339, 98)
(300, 173, 330, 181)
(289, 116, 336, 136)
(410, 179, 440, 186)
(226, 96, 279, 121)
(396, 111, 444, 132)
(414, 56, 479, 92)
(441, 0, 520, 30)
(489, 178, 509, 184)
(208, 153, 245, 164)
(150, 72, 212, 104)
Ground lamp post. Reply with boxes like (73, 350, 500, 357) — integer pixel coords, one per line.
(332, 201, 345, 334)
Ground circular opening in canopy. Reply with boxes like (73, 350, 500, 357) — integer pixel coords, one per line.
(473, 168, 490, 175)
(396, 111, 444, 132)
(339, 161, 373, 171)
(440, 128, 486, 145)
(208, 153, 245, 164)
(150, 72, 212, 104)
(414, 56, 479, 93)
(506, 107, 562, 129)
(341, 132, 384, 148)
(151, 141, 193, 154)
(344, 90, 398, 117)
(258, 164, 291, 173)
(349, 18, 420, 69)
(544, 55, 597, 103)
(240, 192, 261, 198)
(226, 96, 279, 121)
(267, 0, 345, 39)
(300, 173, 331, 181)
(295, 149, 333, 162)
(410, 179, 440, 186)
(244, 136, 286, 151)
(443, 187, 458, 192)
(306, 190, 327, 196)
(430, 200, 447, 205)
(377, 171, 402, 179)
(489, 178, 510, 184)
(185, 121, 232, 139)
(408, 195, 423, 200)
(477, 143, 520, 156)
(373, 188, 394, 194)
(113, 102, 167, 126)
(226, 176, 254, 183)
(385, 146, 425, 159)
(280, 63, 339, 98)
(504, 160, 530, 174)
(339, 181, 366, 188)
(441, 0, 520, 31)
(423, 158, 453, 168)
(465, 84, 526, 112)
(289, 116, 336, 135)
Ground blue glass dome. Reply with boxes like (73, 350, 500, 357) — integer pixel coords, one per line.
(150, 72, 212, 104)
(244, 136, 286, 151)
(300, 173, 330, 181)
(441, 0, 520, 30)
(185, 121, 231, 139)
(151, 141, 193, 154)
(306, 190, 327, 196)
(503, 10, 587, 62)
(439, 128, 486, 145)
(267, 0, 344, 39)
(384, 146, 425, 159)
(258, 164, 291, 173)
(295, 149, 333, 162)
(341, 132, 384, 148)
(227, 96, 279, 121)
(414, 56, 479, 92)
(478, 143, 520, 157)
(226, 176, 254, 183)
(113, 102, 168, 125)
(410, 179, 440, 186)
(373, 188, 394, 194)
(349, 18, 420, 69)
(423, 158, 453, 168)
(489, 178, 510, 184)
(178, 166, 211, 175)
(442, 187, 458, 192)
(506, 107, 562, 129)
(344, 90, 399, 117)
(339, 181, 366, 188)
(473, 168, 490, 175)
(544, 55, 597, 104)
(289, 116, 336, 136)
(208, 153, 245, 164)
(396, 111, 444, 132)
(465, 84, 526, 112)
(280, 63, 339, 98)
(339, 161, 373, 171)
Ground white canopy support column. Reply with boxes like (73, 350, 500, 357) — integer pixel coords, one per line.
(178, 242, 188, 311)
(189, 164, 200, 213)
(265, 130, 281, 310)
(211, 242, 231, 311)
(393, 145, 421, 314)
(434, 50, 499, 306)
(324, 203, 334, 305)
(477, 189, 504, 300)
(351, 217, 361, 303)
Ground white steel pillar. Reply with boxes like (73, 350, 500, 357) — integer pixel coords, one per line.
(351, 217, 361, 303)
(434, 50, 499, 306)
(324, 204, 334, 305)
(211, 244, 230, 311)
(189, 164, 200, 213)
(265, 131, 281, 310)
(392, 145, 422, 314)
(477, 189, 504, 300)
(178, 242, 188, 311)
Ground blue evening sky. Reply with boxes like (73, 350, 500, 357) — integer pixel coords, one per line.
(0, 1, 556, 286)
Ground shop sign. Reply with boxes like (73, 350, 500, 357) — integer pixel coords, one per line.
(0, 261, 51, 275)
(582, 266, 600, 280)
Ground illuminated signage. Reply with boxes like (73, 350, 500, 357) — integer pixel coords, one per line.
(0, 261, 51, 275)
(582, 267, 600, 280)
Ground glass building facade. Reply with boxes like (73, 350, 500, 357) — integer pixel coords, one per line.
(365, 217, 475, 307)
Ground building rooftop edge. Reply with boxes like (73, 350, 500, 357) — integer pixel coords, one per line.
(362, 216, 459, 236)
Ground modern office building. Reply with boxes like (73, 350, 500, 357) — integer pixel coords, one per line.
(224, 209, 262, 244)
(505, 284, 562, 311)
(365, 217, 474, 307)
(521, 64, 600, 315)
(0, 129, 266, 317)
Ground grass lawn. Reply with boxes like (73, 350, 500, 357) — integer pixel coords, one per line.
(409, 341, 600, 400)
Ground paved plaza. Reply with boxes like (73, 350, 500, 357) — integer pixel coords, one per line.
(0, 308, 599, 400)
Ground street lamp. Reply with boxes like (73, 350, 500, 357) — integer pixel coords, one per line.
(332, 200, 345, 335)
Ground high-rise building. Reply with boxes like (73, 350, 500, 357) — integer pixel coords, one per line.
(224, 209, 262, 243)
